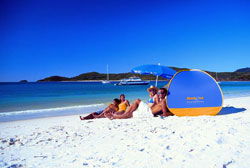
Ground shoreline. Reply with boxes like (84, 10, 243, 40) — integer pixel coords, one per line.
(1, 96, 250, 124)
(1, 95, 250, 123)
(1, 80, 250, 83)
(1, 80, 250, 84)
(42, 80, 170, 82)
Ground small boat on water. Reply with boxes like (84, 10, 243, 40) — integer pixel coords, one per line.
(114, 77, 150, 86)
(102, 64, 111, 84)
(102, 80, 110, 84)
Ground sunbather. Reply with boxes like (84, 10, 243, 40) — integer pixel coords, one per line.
(79, 98, 120, 120)
(147, 85, 159, 108)
(151, 88, 173, 117)
(114, 94, 130, 115)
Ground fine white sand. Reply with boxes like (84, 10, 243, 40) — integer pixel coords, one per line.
(1, 96, 250, 168)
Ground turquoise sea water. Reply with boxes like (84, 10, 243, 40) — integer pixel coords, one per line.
(0, 81, 250, 122)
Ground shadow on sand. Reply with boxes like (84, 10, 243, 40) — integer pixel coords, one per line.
(218, 106, 246, 115)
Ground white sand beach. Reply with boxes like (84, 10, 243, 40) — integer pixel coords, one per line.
(1, 96, 250, 168)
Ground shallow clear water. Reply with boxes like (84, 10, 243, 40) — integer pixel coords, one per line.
(0, 81, 250, 122)
(0, 81, 164, 112)
(219, 81, 250, 98)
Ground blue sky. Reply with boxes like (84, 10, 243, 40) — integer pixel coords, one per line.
(0, 0, 250, 82)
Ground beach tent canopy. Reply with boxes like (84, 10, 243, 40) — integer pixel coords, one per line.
(166, 70, 223, 116)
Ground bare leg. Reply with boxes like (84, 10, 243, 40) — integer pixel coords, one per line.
(113, 112, 133, 119)
(151, 104, 162, 115)
(106, 99, 141, 120)
(80, 103, 118, 120)
(93, 112, 105, 118)
(80, 112, 98, 120)
(151, 100, 173, 117)
(114, 110, 125, 115)
(125, 99, 141, 114)
(94, 108, 116, 118)
(104, 112, 113, 120)
(105, 111, 133, 120)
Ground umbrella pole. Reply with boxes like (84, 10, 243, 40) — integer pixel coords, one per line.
(155, 75, 158, 87)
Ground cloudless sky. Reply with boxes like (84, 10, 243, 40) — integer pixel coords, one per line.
(0, 0, 250, 82)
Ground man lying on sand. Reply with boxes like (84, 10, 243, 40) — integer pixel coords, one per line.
(80, 94, 130, 120)
(105, 88, 173, 120)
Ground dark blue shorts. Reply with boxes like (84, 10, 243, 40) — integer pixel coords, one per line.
(96, 110, 104, 115)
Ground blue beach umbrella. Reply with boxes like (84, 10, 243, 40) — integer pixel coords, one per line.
(131, 64, 176, 87)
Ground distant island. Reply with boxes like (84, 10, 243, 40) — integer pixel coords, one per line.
(38, 67, 250, 82)
(235, 67, 250, 73)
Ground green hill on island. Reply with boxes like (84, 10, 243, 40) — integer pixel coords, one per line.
(38, 67, 250, 82)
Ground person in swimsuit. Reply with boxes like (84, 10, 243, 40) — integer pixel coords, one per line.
(151, 88, 173, 117)
(114, 94, 130, 115)
(79, 98, 120, 120)
(147, 85, 159, 108)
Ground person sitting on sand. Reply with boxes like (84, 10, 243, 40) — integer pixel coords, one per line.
(151, 88, 173, 117)
(105, 87, 173, 120)
(79, 98, 120, 120)
(147, 85, 159, 108)
(114, 94, 130, 115)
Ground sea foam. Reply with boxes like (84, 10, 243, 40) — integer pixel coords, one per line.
(0, 104, 106, 122)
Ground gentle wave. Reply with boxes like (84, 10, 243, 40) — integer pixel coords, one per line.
(0, 103, 105, 116)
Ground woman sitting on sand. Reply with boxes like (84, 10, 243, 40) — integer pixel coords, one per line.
(147, 85, 159, 108)
(113, 94, 130, 115)
(79, 94, 130, 120)
(105, 88, 173, 120)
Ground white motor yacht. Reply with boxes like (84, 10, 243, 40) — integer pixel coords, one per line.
(115, 77, 150, 85)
